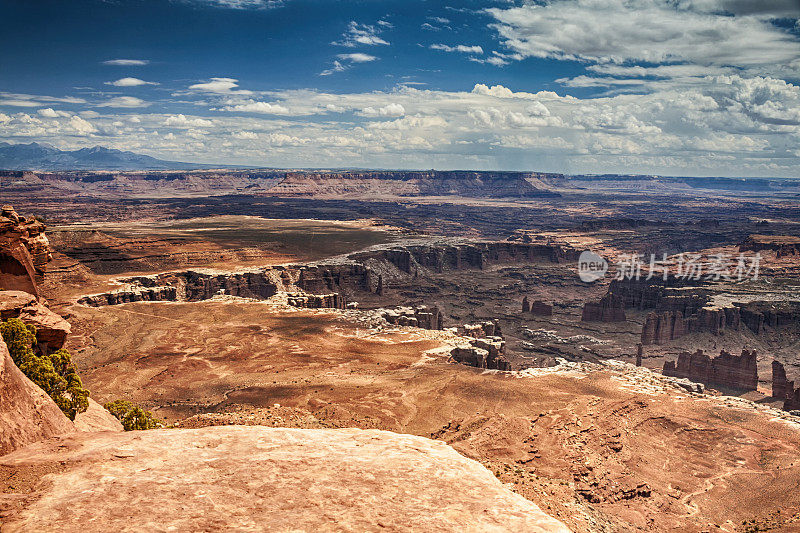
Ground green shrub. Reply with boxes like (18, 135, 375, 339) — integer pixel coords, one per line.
(103, 399, 161, 431)
(0, 318, 89, 420)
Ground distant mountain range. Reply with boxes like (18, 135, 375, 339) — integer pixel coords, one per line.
(0, 142, 220, 171)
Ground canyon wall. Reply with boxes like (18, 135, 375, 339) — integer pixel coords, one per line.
(581, 293, 626, 322)
(79, 241, 577, 308)
(266, 170, 562, 199)
(522, 297, 553, 316)
(641, 306, 741, 345)
(662, 349, 758, 391)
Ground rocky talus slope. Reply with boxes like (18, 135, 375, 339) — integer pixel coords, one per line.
(0, 426, 569, 532)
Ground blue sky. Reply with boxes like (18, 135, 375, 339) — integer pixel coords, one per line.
(1, 0, 800, 176)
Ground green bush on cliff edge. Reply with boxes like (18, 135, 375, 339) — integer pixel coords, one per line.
(1, 318, 89, 421)
(103, 399, 162, 431)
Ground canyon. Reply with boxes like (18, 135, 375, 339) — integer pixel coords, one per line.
(1, 165, 800, 532)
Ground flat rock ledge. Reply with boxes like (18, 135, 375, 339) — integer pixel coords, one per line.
(0, 426, 569, 533)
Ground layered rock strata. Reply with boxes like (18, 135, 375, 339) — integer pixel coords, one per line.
(0, 290, 70, 353)
(662, 349, 758, 391)
(382, 305, 443, 330)
(523, 297, 552, 316)
(0, 205, 51, 297)
(581, 293, 626, 322)
(641, 306, 741, 345)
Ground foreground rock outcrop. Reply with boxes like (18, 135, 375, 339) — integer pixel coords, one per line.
(0, 426, 569, 533)
(0, 205, 51, 297)
(0, 336, 74, 456)
(0, 290, 71, 353)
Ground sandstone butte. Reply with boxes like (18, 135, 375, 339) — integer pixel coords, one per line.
(0, 335, 568, 532)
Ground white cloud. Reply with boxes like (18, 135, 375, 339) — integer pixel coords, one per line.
(430, 44, 484, 54)
(4, 75, 800, 176)
(97, 96, 149, 108)
(359, 103, 405, 117)
(337, 53, 377, 63)
(188, 77, 252, 94)
(333, 21, 389, 47)
(105, 77, 159, 87)
(218, 100, 291, 114)
(487, 1, 800, 80)
(102, 59, 149, 66)
(164, 114, 214, 127)
(320, 61, 347, 76)
(67, 116, 97, 135)
(184, 0, 284, 8)
(0, 92, 86, 107)
(37, 108, 70, 118)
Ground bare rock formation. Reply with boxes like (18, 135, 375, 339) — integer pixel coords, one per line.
(581, 293, 626, 322)
(662, 348, 758, 391)
(524, 297, 552, 316)
(739, 234, 800, 257)
(461, 320, 502, 338)
(529, 300, 553, 316)
(0, 290, 70, 353)
(382, 305, 443, 330)
(641, 306, 741, 345)
(0, 336, 74, 456)
(287, 292, 346, 310)
(772, 360, 793, 401)
(0, 427, 569, 532)
(0, 205, 51, 297)
(738, 301, 800, 335)
(265, 170, 563, 199)
(78, 285, 178, 307)
(73, 398, 124, 432)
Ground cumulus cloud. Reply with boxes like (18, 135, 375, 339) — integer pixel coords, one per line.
(333, 21, 389, 47)
(359, 103, 405, 117)
(4, 75, 800, 175)
(430, 44, 483, 54)
(67, 116, 97, 135)
(188, 77, 252, 94)
(105, 77, 159, 87)
(218, 100, 291, 114)
(163, 114, 214, 127)
(37, 108, 70, 118)
(488, 0, 800, 76)
(231, 130, 258, 139)
(102, 59, 149, 66)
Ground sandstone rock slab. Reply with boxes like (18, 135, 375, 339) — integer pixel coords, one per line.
(0, 426, 569, 532)
(0, 337, 74, 457)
